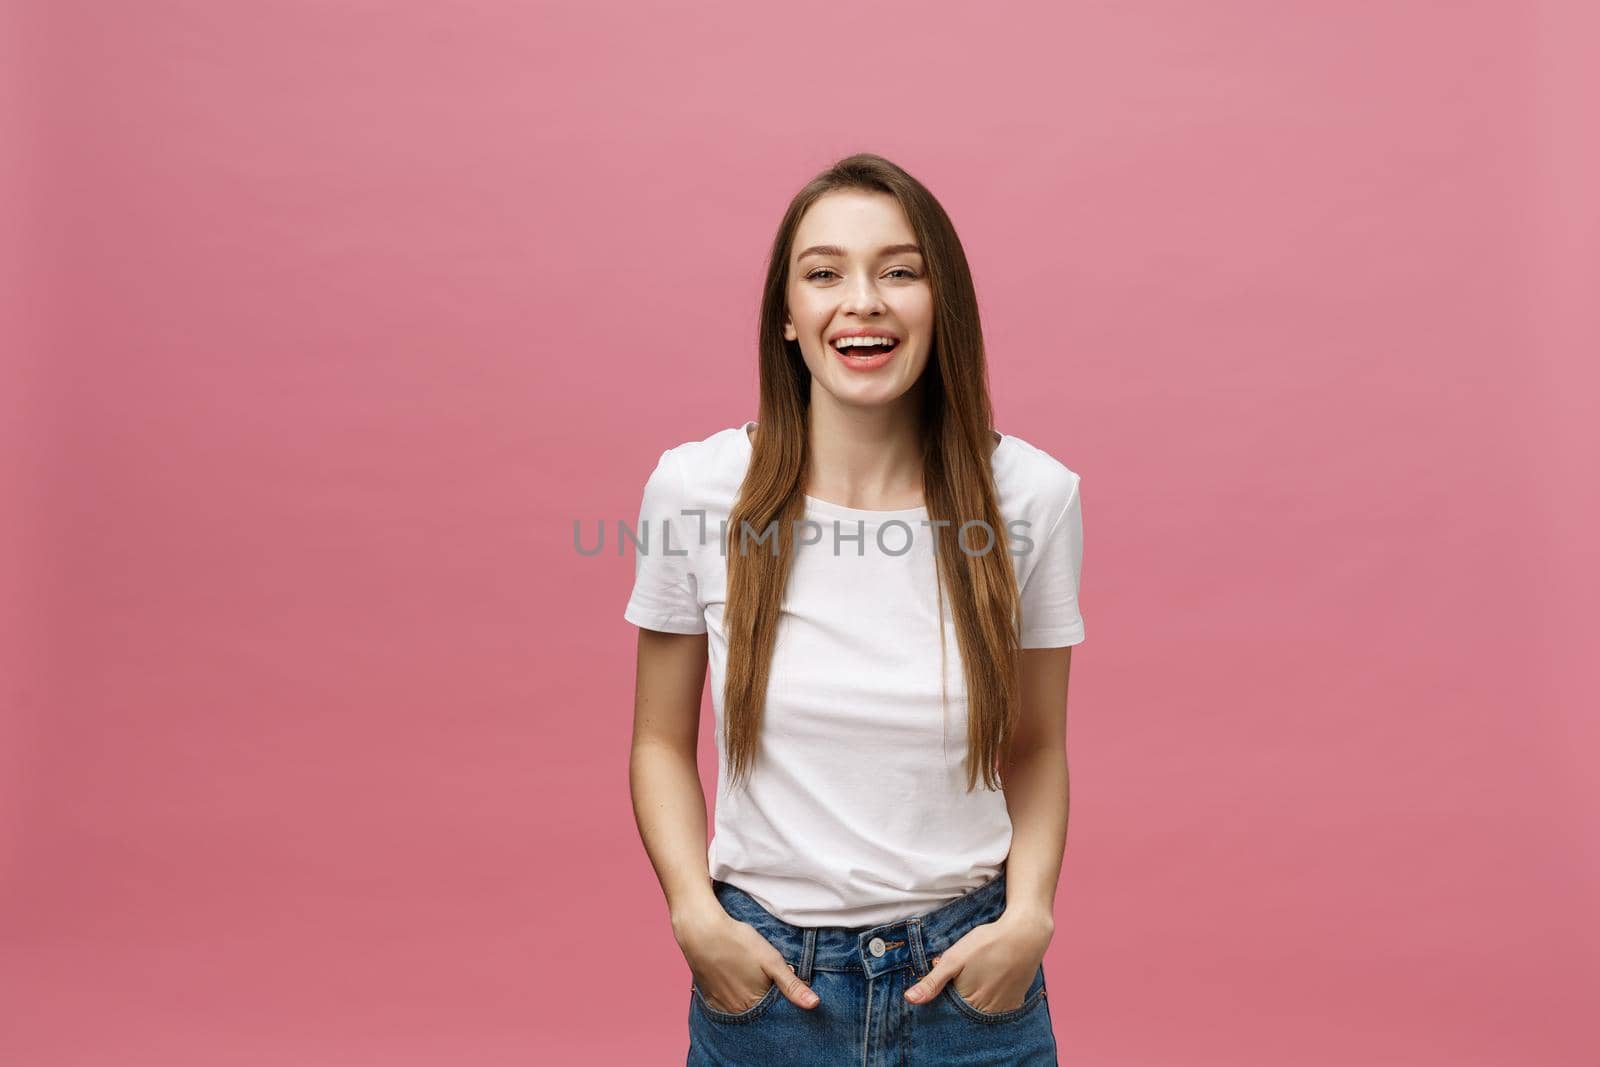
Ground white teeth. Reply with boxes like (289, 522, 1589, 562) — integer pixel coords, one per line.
(833, 336, 898, 351)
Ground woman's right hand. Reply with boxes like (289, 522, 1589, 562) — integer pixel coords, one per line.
(674, 906, 821, 1012)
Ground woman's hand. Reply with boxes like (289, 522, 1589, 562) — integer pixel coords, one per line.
(674, 905, 821, 1012)
(902, 909, 1054, 1013)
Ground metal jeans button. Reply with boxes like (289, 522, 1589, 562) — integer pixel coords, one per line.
(868, 936, 886, 957)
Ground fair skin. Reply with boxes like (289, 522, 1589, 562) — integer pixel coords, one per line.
(628, 189, 1074, 1016)
(782, 189, 934, 506)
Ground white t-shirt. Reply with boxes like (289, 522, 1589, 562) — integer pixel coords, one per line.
(624, 420, 1086, 927)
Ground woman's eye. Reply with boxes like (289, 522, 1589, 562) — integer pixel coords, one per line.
(806, 267, 920, 281)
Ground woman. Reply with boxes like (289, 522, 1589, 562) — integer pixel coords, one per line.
(625, 153, 1085, 1065)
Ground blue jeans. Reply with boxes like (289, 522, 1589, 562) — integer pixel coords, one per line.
(687, 870, 1059, 1065)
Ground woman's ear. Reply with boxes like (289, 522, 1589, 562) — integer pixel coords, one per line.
(783, 317, 797, 341)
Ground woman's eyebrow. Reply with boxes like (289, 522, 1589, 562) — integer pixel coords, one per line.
(796, 243, 924, 262)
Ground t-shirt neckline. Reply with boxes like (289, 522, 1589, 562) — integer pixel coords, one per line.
(736, 419, 1011, 522)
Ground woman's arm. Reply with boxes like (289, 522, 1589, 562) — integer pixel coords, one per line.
(629, 627, 822, 1011)
(628, 627, 719, 931)
(998, 644, 1073, 927)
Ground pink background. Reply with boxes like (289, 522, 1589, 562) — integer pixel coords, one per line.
(3, 2, 1597, 1064)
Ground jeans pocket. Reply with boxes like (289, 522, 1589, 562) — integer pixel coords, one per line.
(942, 964, 1047, 1024)
(692, 977, 782, 1024)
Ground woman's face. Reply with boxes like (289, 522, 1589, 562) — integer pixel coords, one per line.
(784, 190, 934, 409)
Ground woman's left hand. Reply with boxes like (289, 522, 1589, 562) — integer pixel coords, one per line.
(902, 908, 1054, 1013)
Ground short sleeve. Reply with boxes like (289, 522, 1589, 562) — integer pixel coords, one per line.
(1018, 478, 1086, 648)
(623, 449, 708, 635)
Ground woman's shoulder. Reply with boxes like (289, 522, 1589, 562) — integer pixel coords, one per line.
(637, 421, 753, 509)
(993, 430, 1082, 516)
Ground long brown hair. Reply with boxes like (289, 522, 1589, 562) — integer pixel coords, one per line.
(723, 153, 1024, 794)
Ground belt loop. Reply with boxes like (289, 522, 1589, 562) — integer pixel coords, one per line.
(798, 928, 817, 983)
(908, 917, 929, 977)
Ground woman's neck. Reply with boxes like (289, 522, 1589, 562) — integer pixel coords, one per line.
(801, 405, 923, 509)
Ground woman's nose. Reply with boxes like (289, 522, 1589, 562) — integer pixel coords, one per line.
(839, 278, 887, 314)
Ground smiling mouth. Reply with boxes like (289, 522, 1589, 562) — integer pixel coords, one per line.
(832, 338, 901, 358)
(830, 337, 901, 372)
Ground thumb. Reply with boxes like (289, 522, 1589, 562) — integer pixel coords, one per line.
(775, 959, 821, 1009)
(903, 952, 950, 1004)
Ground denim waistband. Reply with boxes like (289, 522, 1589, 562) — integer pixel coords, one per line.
(710, 872, 1010, 982)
